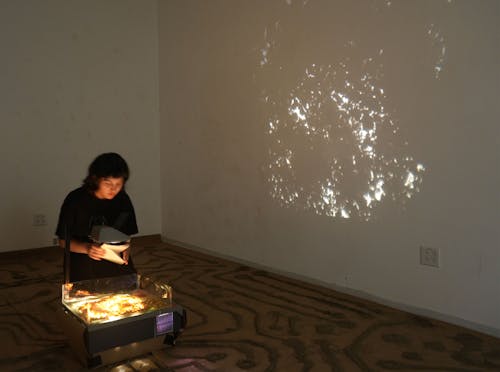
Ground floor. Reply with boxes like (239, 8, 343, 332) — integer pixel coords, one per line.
(1, 235, 499, 371)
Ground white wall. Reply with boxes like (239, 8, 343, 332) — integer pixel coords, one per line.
(0, 0, 161, 252)
(159, 0, 500, 335)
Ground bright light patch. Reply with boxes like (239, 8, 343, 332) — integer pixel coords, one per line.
(427, 23, 447, 79)
(257, 1, 443, 220)
(263, 59, 425, 220)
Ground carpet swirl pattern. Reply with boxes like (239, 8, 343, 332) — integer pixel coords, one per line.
(0, 235, 499, 371)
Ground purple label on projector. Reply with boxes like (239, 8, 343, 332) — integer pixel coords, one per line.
(156, 312, 174, 335)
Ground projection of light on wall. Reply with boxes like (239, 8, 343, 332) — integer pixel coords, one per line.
(264, 57, 425, 220)
(427, 23, 446, 79)
(259, 0, 451, 220)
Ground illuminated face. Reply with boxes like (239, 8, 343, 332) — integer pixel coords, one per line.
(95, 177, 124, 200)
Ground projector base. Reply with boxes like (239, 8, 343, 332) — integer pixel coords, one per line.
(57, 306, 185, 368)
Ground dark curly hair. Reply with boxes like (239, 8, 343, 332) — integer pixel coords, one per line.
(83, 153, 130, 192)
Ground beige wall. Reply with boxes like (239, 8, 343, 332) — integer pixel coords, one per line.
(1, 0, 498, 338)
(0, 0, 161, 251)
(159, 0, 500, 335)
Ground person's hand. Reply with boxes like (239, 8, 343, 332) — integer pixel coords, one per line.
(121, 240, 131, 265)
(122, 247, 130, 265)
(87, 244, 105, 261)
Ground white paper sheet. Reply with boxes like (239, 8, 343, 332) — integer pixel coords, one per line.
(100, 243, 129, 265)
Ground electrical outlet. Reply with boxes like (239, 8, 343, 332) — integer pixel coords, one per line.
(420, 246, 440, 267)
(53, 237, 59, 246)
(33, 214, 47, 226)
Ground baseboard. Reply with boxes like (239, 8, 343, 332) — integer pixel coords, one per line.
(161, 235, 500, 339)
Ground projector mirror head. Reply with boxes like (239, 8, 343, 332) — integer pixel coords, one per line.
(90, 225, 130, 244)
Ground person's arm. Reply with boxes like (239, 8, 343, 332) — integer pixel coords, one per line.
(58, 239, 105, 261)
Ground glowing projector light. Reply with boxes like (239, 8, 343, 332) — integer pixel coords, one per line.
(74, 293, 147, 323)
(263, 61, 425, 220)
(256, 1, 453, 220)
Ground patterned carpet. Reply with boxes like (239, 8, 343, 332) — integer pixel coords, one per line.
(1, 235, 499, 371)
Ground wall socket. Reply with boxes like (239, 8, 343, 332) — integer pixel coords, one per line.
(420, 246, 440, 268)
(33, 214, 47, 226)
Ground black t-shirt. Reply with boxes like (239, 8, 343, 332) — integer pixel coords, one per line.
(56, 186, 139, 282)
